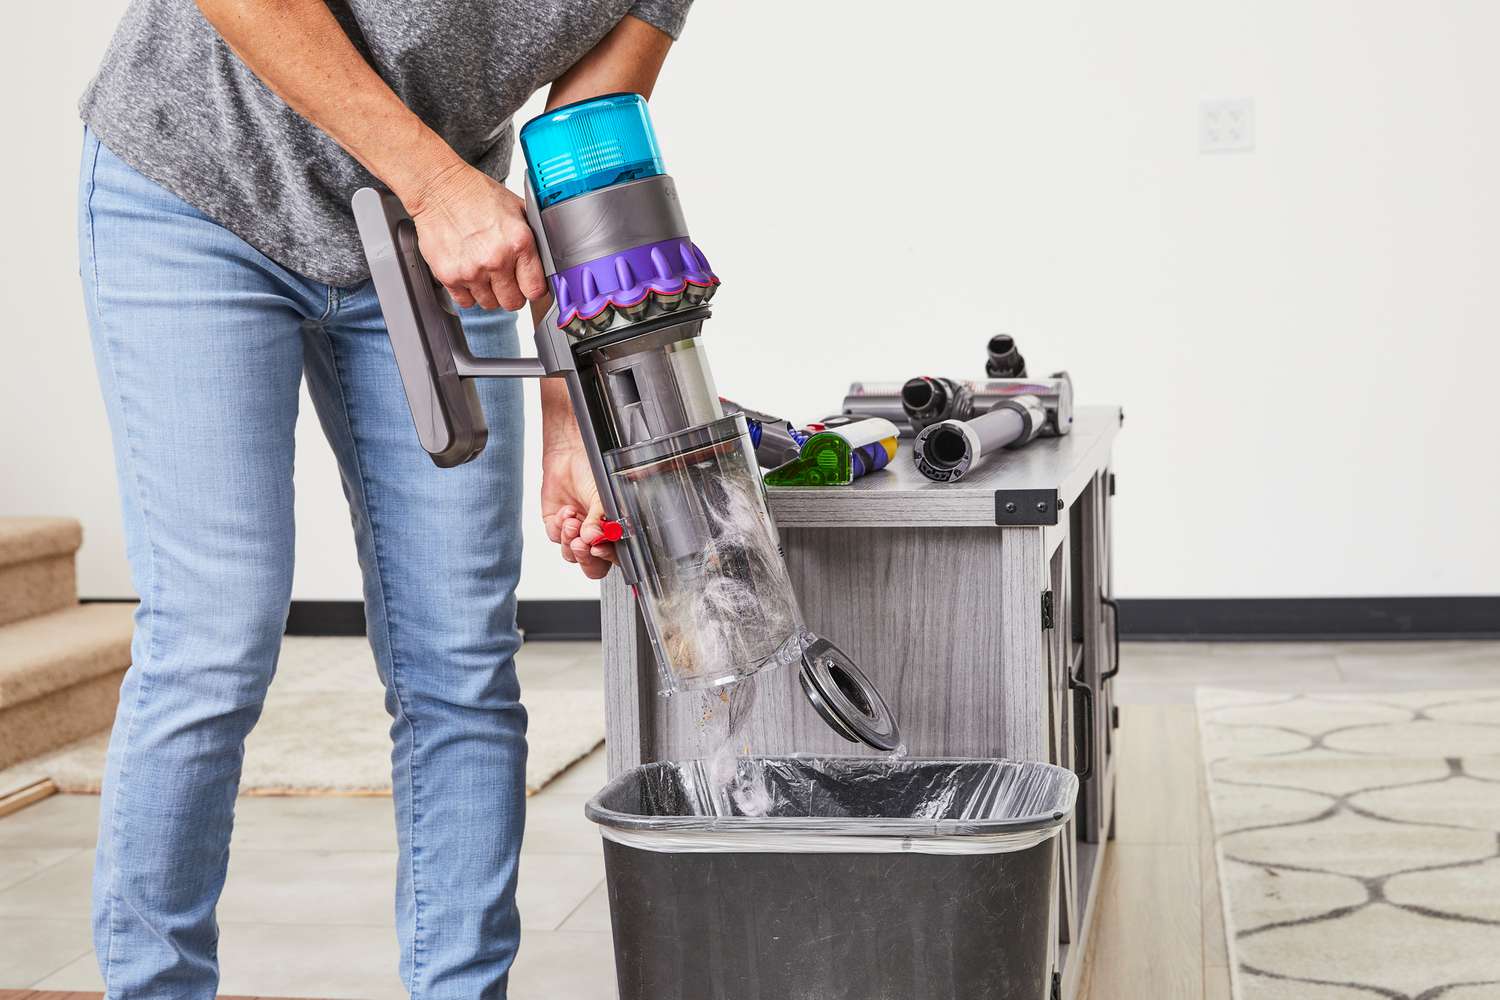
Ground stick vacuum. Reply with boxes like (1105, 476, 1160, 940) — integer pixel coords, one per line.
(352, 94, 898, 751)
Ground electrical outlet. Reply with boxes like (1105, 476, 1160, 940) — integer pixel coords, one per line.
(1200, 98, 1255, 153)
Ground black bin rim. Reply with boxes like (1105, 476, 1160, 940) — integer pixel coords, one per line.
(585, 755, 1077, 839)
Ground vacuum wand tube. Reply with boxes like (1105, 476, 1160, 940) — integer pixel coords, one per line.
(913, 395, 1047, 482)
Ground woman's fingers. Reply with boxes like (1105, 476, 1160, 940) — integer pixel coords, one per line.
(468, 279, 500, 311)
(543, 512, 562, 544)
(578, 499, 604, 542)
(558, 510, 583, 565)
(571, 537, 611, 579)
(488, 267, 525, 313)
(515, 245, 547, 301)
(576, 500, 617, 565)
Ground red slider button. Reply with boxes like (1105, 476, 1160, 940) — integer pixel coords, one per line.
(598, 519, 625, 542)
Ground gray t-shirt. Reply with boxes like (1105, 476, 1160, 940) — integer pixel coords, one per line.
(80, 0, 692, 287)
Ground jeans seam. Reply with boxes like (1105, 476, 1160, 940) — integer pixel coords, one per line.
(316, 323, 426, 993)
(315, 285, 336, 323)
(84, 132, 163, 999)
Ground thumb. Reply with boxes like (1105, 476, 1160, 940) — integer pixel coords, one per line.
(578, 496, 607, 545)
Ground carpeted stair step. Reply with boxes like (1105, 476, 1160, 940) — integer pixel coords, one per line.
(0, 603, 134, 770)
(0, 517, 82, 628)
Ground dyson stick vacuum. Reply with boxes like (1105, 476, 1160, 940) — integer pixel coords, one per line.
(351, 94, 898, 751)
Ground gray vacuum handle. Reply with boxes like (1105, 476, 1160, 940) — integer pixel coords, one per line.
(352, 187, 550, 468)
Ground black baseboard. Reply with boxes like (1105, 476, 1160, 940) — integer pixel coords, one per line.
(1116, 596, 1500, 641)
(514, 599, 602, 641)
(282, 600, 368, 636)
(279, 599, 603, 640)
(83, 596, 1497, 643)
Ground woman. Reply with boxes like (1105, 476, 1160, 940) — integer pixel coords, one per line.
(77, 1, 689, 996)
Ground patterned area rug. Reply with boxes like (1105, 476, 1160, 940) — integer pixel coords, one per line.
(0, 637, 603, 797)
(1198, 689, 1500, 1000)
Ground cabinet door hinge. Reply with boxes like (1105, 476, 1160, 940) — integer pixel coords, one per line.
(1041, 589, 1055, 630)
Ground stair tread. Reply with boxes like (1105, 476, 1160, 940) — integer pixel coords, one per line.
(0, 518, 82, 570)
(0, 604, 134, 709)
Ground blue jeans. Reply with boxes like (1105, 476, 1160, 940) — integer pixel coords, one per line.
(78, 128, 528, 999)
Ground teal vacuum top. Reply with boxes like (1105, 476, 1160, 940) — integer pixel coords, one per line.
(520, 93, 666, 208)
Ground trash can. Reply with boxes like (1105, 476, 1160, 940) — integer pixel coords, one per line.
(586, 756, 1078, 1000)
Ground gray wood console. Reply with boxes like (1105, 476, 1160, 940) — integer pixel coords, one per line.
(601, 405, 1124, 1000)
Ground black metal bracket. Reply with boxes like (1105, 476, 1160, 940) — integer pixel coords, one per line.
(994, 488, 1062, 526)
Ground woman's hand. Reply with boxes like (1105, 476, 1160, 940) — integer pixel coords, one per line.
(540, 442, 617, 580)
(408, 163, 547, 311)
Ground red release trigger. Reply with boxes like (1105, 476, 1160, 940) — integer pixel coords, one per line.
(598, 519, 624, 543)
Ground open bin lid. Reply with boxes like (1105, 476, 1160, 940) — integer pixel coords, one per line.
(797, 634, 901, 751)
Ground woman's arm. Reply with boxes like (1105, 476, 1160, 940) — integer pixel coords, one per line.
(197, 0, 678, 577)
(534, 16, 675, 579)
(194, 0, 546, 310)
(544, 13, 673, 110)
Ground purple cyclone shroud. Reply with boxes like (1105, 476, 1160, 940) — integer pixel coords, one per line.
(551, 237, 719, 327)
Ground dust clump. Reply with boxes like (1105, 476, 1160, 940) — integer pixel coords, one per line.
(653, 462, 801, 684)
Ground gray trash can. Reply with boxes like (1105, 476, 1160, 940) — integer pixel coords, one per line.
(585, 756, 1078, 1000)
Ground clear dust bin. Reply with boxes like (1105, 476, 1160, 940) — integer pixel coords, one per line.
(587, 756, 1080, 1000)
(606, 413, 806, 692)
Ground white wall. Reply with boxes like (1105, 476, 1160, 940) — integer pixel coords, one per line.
(3, 2, 1497, 602)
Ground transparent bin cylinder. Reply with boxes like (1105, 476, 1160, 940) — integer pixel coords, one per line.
(605, 414, 806, 693)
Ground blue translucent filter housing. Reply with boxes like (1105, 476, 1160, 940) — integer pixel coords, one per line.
(520, 93, 666, 208)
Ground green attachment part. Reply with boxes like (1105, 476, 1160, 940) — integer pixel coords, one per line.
(763, 432, 853, 487)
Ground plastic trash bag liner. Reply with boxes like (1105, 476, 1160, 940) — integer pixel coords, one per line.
(587, 756, 1078, 855)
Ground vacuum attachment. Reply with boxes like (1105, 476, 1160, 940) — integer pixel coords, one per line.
(845, 371, 1074, 439)
(913, 395, 1046, 482)
(985, 334, 1027, 378)
(900, 376, 975, 432)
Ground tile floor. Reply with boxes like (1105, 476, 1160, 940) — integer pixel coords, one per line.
(0, 639, 1496, 998)
(0, 640, 615, 1000)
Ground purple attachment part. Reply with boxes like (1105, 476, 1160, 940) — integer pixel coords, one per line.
(551, 237, 719, 325)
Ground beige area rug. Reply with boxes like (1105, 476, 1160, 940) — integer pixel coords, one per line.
(0, 637, 603, 797)
(1198, 688, 1500, 1000)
